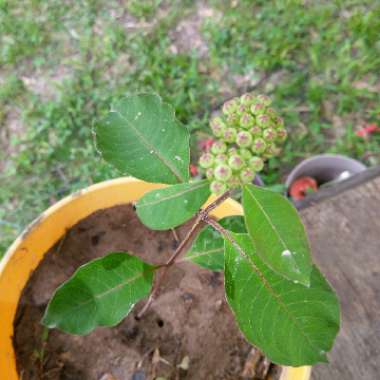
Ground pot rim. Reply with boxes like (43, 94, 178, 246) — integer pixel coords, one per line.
(0, 177, 310, 380)
(285, 153, 366, 189)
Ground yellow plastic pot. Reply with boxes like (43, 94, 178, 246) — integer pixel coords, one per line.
(0, 177, 311, 380)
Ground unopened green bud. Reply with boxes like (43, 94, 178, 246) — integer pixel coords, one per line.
(276, 128, 287, 142)
(257, 114, 271, 128)
(211, 141, 227, 154)
(249, 125, 262, 136)
(240, 113, 254, 128)
(226, 112, 239, 126)
(257, 94, 272, 106)
(236, 103, 248, 116)
(228, 155, 244, 170)
(266, 143, 281, 157)
(249, 156, 264, 172)
(274, 116, 284, 128)
(252, 138, 267, 153)
(236, 131, 253, 148)
(210, 181, 227, 195)
(263, 152, 272, 159)
(215, 153, 228, 164)
(205, 168, 214, 180)
(239, 148, 252, 160)
(266, 107, 277, 118)
(250, 102, 265, 115)
(228, 147, 238, 155)
(240, 93, 255, 106)
(199, 153, 214, 168)
(222, 98, 239, 115)
(240, 168, 256, 184)
(223, 127, 237, 143)
(228, 176, 241, 188)
(210, 117, 226, 137)
(263, 128, 276, 142)
(214, 164, 232, 181)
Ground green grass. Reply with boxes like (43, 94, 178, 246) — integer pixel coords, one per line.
(1, 0, 380, 255)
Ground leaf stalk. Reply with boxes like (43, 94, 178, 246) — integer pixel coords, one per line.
(136, 189, 232, 319)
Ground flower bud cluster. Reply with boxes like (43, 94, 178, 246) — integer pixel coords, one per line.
(199, 93, 287, 195)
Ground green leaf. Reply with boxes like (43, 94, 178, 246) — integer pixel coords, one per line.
(42, 253, 154, 335)
(94, 94, 190, 184)
(136, 180, 211, 230)
(243, 184, 313, 286)
(185, 216, 246, 271)
(224, 234, 340, 366)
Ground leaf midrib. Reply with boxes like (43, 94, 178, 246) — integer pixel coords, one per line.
(113, 109, 184, 182)
(245, 186, 288, 252)
(138, 181, 208, 208)
(229, 235, 320, 356)
(185, 247, 223, 261)
(56, 270, 149, 316)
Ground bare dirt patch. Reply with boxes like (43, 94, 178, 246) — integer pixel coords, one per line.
(169, 4, 220, 57)
(21, 65, 73, 102)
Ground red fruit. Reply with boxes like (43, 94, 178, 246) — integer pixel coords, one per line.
(190, 164, 198, 177)
(289, 176, 318, 200)
(356, 123, 380, 138)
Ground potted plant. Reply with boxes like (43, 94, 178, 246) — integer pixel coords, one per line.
(286, 154, 366, 201)
(0, 93, 339, 380)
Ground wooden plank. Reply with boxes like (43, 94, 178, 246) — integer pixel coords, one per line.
(296, 169, 380, 379)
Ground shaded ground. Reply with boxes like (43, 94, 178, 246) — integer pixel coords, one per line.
(1, 0, 380, 253)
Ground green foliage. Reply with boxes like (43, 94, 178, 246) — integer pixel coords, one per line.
(1, 0, 379, 255)
(0, 74, 24, 102)
(224, 234, 340, 366)
(42, 253, 154, 335)
(2, 0, 345, 366)
(199, 93, 286, 195)
(186, 216, 245, 271)
(243, 184, 313, 286)
(204, 0, 380, 183)
(136, 180, 210, 230)
(126, 0, 163, 19)
(95, 94, 190, 184)
(0, 2, 48, 65)
(39, 88, 340, 365)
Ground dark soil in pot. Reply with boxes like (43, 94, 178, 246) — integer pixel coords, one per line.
(13, 204, 282, 380)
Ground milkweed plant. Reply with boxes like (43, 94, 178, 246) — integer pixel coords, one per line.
(42, 93, 340, 367)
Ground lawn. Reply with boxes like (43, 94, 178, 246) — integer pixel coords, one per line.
(1, 0, 380, 255)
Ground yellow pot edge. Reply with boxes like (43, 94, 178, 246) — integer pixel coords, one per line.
(0, 177, 311, 380)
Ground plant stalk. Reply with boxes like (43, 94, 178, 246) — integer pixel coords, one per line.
(202, 215, 251, 263)
(136, 190, 232, 319)
(203, 215, 269, 289)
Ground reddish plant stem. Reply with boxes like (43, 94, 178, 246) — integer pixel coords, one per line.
(202, 215, 251, 262)
(202, 189, 232, 214)
(136, 190, 232, 319)
(170, 228, 180, 243)
(136, 215, 202, 319)
(204, 215, 271, 290)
